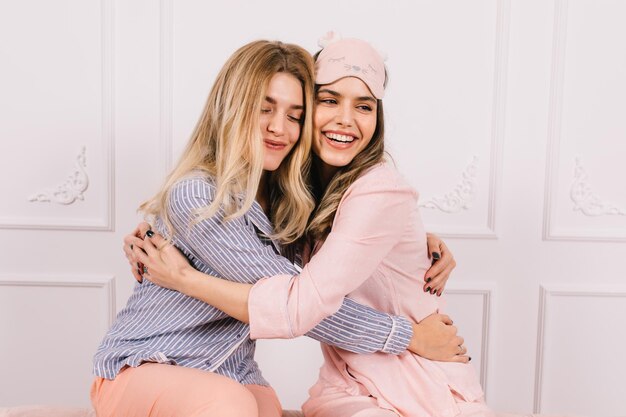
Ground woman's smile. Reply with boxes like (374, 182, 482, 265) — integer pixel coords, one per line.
(313, 77, 378, 170)
(322, 130, 359, 148)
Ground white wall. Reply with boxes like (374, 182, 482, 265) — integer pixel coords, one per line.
(1, 1, 625, 415)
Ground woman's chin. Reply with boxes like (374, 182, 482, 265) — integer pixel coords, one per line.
(319, 154, 353, 169)
(262, 160, 283, 172)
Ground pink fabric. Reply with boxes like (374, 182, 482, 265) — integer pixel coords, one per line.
(315, 37, 386, 99)
(90, 363, 281, 417)
(0, 407, 306, 417)
(0, 407, 94, 417)
(0, 408, 582, 417)
(249, 164, 491, 417)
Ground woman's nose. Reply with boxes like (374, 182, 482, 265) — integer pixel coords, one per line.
(336, 104, 354, 126)
(267, 113, 285, 135)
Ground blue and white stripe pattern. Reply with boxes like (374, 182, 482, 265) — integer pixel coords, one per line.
(93, 174, 412, 385)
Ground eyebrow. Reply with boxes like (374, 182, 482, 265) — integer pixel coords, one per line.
(264, 96, 304, 110)
(317, 88, 377, 104)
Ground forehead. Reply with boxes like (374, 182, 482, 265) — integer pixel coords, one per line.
(266, 72, 303, 104)
(317, 76, 375, 98)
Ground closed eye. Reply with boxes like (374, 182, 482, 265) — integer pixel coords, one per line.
(318, 98, 337, 105)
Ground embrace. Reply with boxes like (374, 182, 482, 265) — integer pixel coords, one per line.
(91, 34, 494, 417)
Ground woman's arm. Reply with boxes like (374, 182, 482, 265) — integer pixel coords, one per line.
(135, 234, 468, 362)
(248, 169, 415, 338)
(131, 176, 414, 355)
(136, 170, 410, 329)
(135, 230, 415, 355)
(133, 229, 456, 302)
(134, 237, 253, 321)
(137, 169, 467, 361)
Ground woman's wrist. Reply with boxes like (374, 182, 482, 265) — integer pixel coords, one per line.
(177, 264, 199, 296)
(408, 322, 424, 354)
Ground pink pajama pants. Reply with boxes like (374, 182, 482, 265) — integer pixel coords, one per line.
(90, 363, 282, 417)
(302, 390, 495, 417)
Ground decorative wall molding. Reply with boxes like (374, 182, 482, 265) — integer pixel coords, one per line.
(421, 0, 509, 240)
(0, 0, 114, 231)
(28, 147, 89, 205)
(571, 158, 626, 217)
(534, 284, 626, 413)
(0, 274, 117, 327)
(485, 0, 510, 239)
(543, 0, 626, 241)
(420, 156, 479, 213)
(446, 284, 494, 394)
(542, 0, 569, 242)
(102, 0, 115, 231)
(160, 0, 173, 176)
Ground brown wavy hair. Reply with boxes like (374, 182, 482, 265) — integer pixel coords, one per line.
(306, 97, 387, 243)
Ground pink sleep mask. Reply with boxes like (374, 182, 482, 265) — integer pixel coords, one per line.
(315, 35, 386, 99)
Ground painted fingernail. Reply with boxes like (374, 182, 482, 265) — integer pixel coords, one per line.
(426, 277, 432, 283)
(437, 292, 442, 297)
(137, 268, 142, 276)
(130, 244, 134, 250)
(468, 357, 472, 362)
(431, 289, 436, 294)
(146, 230, 154, 238)
(425, 286, 431, 293)
(432, 252, 441, 260)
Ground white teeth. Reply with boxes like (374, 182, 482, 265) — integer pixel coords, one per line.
(326, 133, 355, 143)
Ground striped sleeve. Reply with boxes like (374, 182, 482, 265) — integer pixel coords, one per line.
(305, 298, 412, 354)
(168, 176, 411, 354)
(167, 177, 299, 284)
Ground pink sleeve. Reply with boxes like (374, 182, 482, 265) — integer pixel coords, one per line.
(248, 166, 416, 339)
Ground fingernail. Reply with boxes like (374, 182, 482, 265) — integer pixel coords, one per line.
(432, 252, 441, 260)
(468, 357, 472, 362)
(431, 289, 436, 294)
(426, 277, 432, 283)
(437, 292, 441, 297)
(130, 244, 134, 250)
(426, 286, 431, 293)
(146, 230, 154, 238)
(137, 269, 142, 276)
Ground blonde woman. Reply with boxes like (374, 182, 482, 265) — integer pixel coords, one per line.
(133, 37, 491, 417)
(94, 40, 461, 417)
(92, 40, 316, 417)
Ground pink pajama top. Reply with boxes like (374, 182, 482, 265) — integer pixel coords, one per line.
(248, 164, 485, 417)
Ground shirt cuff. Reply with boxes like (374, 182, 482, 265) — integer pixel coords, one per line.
(381, 315, 412, 354)
(248, 274, 295, 340)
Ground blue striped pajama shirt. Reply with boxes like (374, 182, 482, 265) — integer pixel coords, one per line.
(93, 174, 413, 385)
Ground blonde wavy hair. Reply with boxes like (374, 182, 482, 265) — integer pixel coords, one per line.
(140, 40, 316, 244)
(306, 90, 387, 243)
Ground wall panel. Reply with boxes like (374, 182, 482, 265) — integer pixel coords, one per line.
(544, 0, 626, 241)
(534, 285, 626, 415)
(0, 0, 114, 230)
(0, 275, 115, 406)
